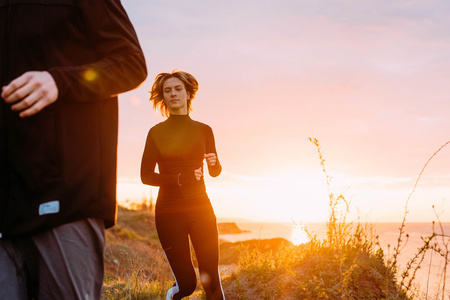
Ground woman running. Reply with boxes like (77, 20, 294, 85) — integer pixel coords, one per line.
(141, 69, 225, 300)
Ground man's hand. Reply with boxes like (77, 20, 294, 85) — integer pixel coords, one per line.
(1, 71, 58, 118)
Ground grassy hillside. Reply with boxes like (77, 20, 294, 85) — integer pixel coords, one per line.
(101, 139, 450, 299)
(102, 206, 295, 299)
(101, 206, 410, 300)
(103, 206, 173, 299)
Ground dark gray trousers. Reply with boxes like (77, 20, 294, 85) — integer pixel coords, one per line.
(0, 218, 105, 300)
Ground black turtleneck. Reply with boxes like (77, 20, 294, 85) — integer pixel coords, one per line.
(141, 115, 221, 209)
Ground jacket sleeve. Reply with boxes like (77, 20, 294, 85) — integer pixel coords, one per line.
(205, 125, 222, 177)
(48, 0, 147, 101)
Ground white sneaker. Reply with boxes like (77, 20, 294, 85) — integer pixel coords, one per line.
(166, 286, 178, 300)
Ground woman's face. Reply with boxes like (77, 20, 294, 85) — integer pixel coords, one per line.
(163, 77, 189, 115)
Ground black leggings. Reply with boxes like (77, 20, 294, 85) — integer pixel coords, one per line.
(155, 204, 224, 300)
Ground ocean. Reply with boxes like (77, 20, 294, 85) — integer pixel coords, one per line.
(218, 221, 450, 297)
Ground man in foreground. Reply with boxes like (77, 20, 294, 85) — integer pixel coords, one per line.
(0, 1, 147, 298)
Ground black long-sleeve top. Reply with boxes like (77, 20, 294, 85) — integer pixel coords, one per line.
(141, 115, 221, 212)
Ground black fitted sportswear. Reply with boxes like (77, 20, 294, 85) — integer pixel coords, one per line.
(141, 114, 224, 300)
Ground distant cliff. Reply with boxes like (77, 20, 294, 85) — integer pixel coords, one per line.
(217, 222, 249, 234)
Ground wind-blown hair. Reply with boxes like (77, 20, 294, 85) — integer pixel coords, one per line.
(149, 69, 199, 117)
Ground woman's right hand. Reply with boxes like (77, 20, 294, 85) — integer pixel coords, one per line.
(194, 167, 202, 181)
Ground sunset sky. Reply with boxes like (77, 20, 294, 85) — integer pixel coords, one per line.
(116, 0, 450, 223)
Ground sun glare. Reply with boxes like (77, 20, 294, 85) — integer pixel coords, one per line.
(292, 223, 310, 246)
(83, 69, 97, 82)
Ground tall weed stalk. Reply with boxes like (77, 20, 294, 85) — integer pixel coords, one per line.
(389, 140, 450, 299)
(309, 137, 399, 299)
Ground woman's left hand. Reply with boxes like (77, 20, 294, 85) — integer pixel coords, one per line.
(204, 153, 217, 167)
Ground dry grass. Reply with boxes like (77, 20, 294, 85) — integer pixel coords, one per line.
(102, 139, 450, 299)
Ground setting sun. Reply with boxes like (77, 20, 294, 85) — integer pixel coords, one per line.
(292, 223, 310, 246)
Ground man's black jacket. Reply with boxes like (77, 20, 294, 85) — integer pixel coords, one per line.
(0, 0, 147, 237)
